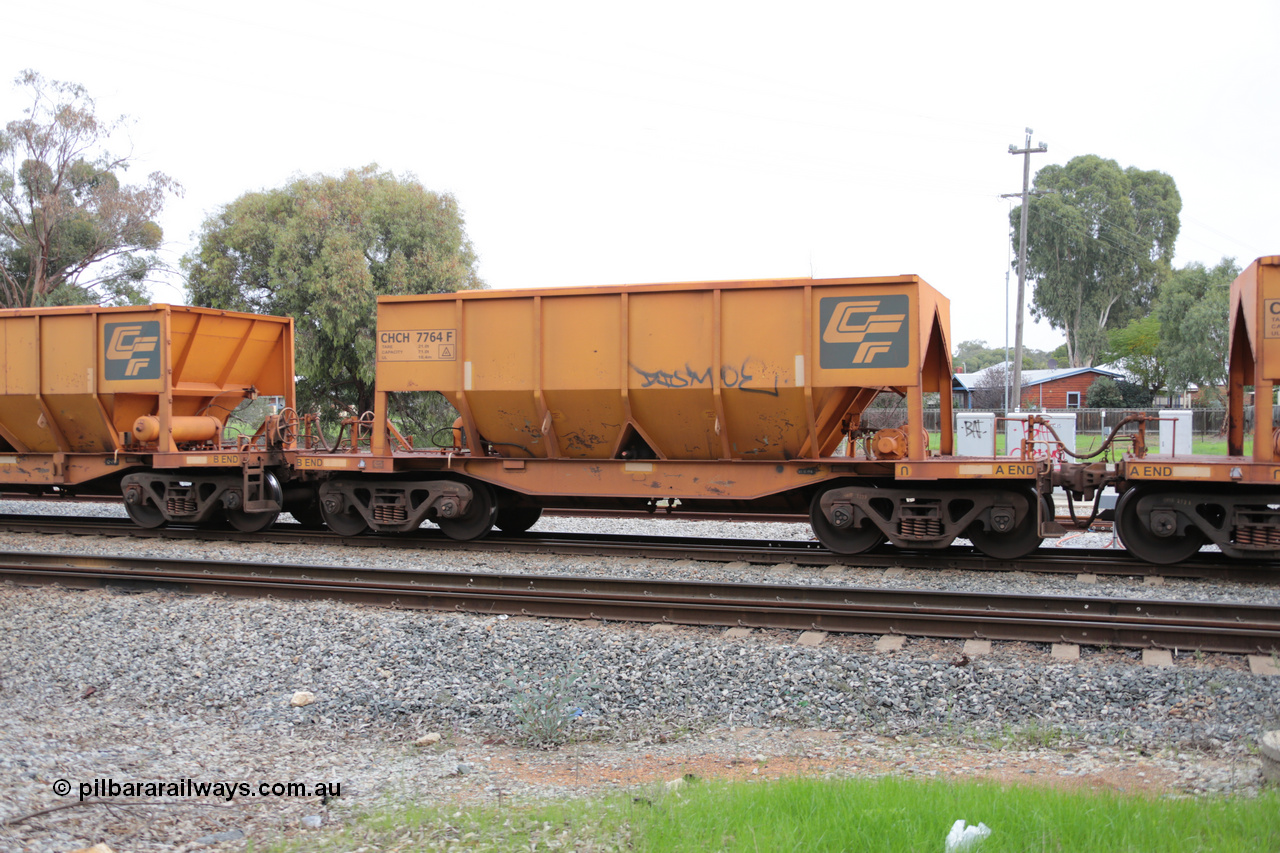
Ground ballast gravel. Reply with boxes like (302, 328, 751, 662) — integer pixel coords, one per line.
(0, 499, 1278, 851)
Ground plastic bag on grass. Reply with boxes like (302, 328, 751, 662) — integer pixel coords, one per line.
(944, 819, 991, 852)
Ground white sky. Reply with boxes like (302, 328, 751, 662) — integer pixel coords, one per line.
(5, 0, 1277, 354)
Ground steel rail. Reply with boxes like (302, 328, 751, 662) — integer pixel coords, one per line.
(0, 513, 1274, 582)
(0, 493, 809, 524)
(3, 551, 1277, 654)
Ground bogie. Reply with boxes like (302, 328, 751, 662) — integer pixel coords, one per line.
(316, 478, 497, 539)
(121, 471, 284, 531)
(809, 481, 1048, 559)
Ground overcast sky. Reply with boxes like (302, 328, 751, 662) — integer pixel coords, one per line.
(5, 0, 1277, 353)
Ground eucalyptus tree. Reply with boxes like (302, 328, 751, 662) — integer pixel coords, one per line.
(1157, 258, 1238, 399)
(1010, 155, 1180, 368)
(183, 165, 483, 429)
(1105, 313, 1165, 398)
(0, 70, 179, 307)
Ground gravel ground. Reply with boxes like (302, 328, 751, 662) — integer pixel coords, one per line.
(1, 499, 1278, 851)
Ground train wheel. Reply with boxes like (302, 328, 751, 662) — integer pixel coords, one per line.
(225, 472, 282, 533)
(438, 483, 497, 541)
(124, 499, 167, 529)
(966, 489, 1045, 560)
(226, 506, 280, 532)
(496, 505, 543, 533)
(809, 488, 887, 555)
(320, 496, 369, 536)
(289, 501, 327, 530)
(1115, 485, 1205, 565)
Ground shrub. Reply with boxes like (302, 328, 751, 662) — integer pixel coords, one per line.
(1086, 377, 1124, 408)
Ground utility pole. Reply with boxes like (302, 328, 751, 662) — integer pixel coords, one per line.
(1004, 267, 1010, 411)
(1001, 128, 1047, 412)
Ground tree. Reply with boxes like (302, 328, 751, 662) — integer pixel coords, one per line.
(970, 363, 1010, 409)
(1114, 379, 1153, 408)
(1012, 155, 1180, 369)
(953, 340, 1056, 374)
(0, 70, 179, 307)
(183, 165, 483, 425)
(953, 340, 1005, 374)
(1085, 376, 1124, 408)
(1106, 313, 1165, 398)
(1157, 258, 1238, 397)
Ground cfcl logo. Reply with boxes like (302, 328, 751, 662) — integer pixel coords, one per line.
(104, 321, 161, 380)
(818, 295, 910, 368)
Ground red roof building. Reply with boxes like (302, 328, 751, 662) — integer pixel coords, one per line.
(952, 365, 1126, 410)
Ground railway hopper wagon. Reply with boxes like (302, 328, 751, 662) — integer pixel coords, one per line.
(308, 274, 1054, 559)
(0, 304, 298, 531)
(1109, 255, 1280, 564)
(9, 257, 1279, 567)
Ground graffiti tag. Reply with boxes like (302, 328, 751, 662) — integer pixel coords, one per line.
(631, 360, 779, 396)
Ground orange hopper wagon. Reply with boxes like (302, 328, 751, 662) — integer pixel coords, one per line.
(301, 274, 1064, 559)
(0, 304, 295, 530)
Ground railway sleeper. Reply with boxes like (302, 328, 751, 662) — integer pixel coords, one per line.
(317, 479, 482, 535)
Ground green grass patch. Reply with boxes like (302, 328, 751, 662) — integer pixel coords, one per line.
(927, 433, 1248, 457)
(265, 776, 1280, 852)
(629, 777, 1280, 852)
(263, 796, 633, 852)
(1189, 437, 1250, 456)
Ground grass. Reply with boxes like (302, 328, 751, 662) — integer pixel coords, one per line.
(632, 777, 1279, 852)
(928, 433, 1250, 457)
(264, 776, 1280, 852)
(1072, 435, 1249, 458)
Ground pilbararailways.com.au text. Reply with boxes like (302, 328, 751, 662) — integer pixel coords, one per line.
(53, 778, 341, 802)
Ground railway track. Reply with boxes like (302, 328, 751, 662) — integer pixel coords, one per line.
(1, 491, 1110, 529)
(0, 493, 812, 524)
(0, 513, 1275, 583)
(3, 550, 1277, 655)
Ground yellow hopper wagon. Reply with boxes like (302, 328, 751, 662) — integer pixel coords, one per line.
(301, 274, 1054, 558)
(0, 304, 296, 531)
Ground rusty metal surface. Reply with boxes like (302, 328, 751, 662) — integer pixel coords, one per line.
(0, 305, 294, 480)
(1227, 256, 1280, 459)
(2, 550, 1277, 654)
(374, 275, 953, 463)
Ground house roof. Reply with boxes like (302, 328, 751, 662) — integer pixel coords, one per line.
(952, 363, 1125, 391)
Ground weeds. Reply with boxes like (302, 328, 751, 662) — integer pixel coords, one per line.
(981, 720, 1064, 750)
(502, 666, 594, 748)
